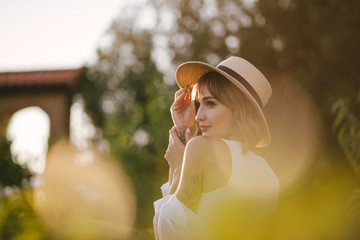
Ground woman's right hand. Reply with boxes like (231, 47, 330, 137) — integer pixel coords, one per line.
(170, 88, 195, 132)
(164, 126, 192, 169)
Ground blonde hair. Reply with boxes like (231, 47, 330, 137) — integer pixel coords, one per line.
(194, 71, 265, 153)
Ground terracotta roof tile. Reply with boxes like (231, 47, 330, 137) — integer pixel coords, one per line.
(0, 68, 82, 88)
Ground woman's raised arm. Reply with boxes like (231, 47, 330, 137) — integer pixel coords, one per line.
(165, 126, 192, 194)
(174, 136, 214, 212)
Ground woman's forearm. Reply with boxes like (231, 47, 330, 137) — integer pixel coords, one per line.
(169, 167, 181, 194)
(169, 167, 174, 186)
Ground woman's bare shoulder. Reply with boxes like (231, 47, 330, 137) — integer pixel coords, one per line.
(185, 136, 227, 164)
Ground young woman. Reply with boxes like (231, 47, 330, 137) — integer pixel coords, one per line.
(154, 56, 279, 240)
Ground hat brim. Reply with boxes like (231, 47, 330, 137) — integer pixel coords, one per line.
(176, 61, 271, 147)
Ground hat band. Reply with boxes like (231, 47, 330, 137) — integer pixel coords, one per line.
(217, 65, 263, 108)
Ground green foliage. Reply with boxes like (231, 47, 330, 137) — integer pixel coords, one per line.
(346, 188, 360, 238)
(79, 6, 175, 233)
(332, 91, 360, 180)
(332, 90, 360, 232)
(0, 127, 47, 239)
(246, 0, 360, 126)
(77, 68, 107, 128)
(0, 191, 49, 240)
(154, 0, 248, 64)
(0, 136, 31, 188)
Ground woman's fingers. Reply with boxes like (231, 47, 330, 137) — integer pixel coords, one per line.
(174, 88, 188, 98)
(171, 92, 185, 110)
(165, 126, 186, 168)
(172, 92, 192, 112)
(174, 91, 186, 103)
(169, 125, 176, 134)
(169, 127, 181, 144)
(174, 88, 192, 105)
(169, 126, 175, 143)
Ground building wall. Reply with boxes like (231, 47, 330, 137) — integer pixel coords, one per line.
(0, 88, 71, 142)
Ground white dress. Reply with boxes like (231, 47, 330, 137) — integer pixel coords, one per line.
(153, 139, 279, 240)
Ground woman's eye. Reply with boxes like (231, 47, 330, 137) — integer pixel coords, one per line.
(206, 101, 216, 107)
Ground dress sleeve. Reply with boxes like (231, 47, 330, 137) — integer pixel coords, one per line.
(153, 194, 212, 240)
(160, 182, 170, 197)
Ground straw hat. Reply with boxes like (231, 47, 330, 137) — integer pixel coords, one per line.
(175, 56, 272, 147)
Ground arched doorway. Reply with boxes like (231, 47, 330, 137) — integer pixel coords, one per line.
(7, 107, 50, 173)
(0, 68, 82, 141)
(0, 68, 82, 173)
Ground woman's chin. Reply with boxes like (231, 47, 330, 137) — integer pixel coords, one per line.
(201, 132, 216, 138)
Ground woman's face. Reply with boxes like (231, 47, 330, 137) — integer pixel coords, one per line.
(194, 85, 237, 140)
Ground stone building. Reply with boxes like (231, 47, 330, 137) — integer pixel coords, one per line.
(0, 68, 82, 142)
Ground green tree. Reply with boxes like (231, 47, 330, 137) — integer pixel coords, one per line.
(332, 90, 360, 238)
(0, 191, 49, 240)
(0, 124, 47, 239)
(0, 136, 31, 189)
(246, 0, 360, 130)
(79, 4, 174, 237)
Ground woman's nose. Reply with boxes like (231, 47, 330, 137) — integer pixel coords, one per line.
(195, 107, 204, 122)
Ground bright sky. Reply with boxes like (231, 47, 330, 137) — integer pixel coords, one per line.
(0, 0, 144, 71)
(1, 0, 145, 173)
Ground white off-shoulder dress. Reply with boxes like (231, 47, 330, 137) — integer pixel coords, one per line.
(153, 139, 279, 240)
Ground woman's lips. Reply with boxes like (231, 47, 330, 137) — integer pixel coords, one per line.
(200, 125, 210, 132)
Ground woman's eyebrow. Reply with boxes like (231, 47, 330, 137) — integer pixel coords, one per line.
(200, 96, 215, 101)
